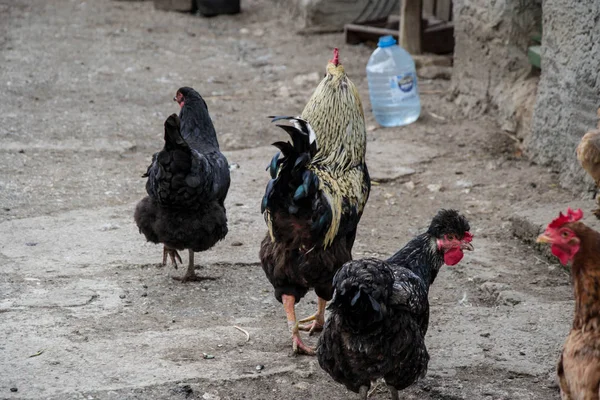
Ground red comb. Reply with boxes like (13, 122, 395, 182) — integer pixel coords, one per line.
(330, 48, 340, 66)
(548, 208, 583, 229)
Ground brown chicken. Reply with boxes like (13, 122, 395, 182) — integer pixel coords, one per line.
(576, 108, 600, 219)
(537, 208, 600, 399)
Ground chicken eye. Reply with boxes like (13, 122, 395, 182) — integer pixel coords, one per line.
(561, 231, 569, 238)
(446, 234, 456, 241)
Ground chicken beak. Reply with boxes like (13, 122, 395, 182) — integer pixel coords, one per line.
(173, 96, 178, 102)
(536, 233, 553, 244)
(460, 241, 474, 251)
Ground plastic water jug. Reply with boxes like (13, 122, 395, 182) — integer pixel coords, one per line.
(366, 35, 421, 127)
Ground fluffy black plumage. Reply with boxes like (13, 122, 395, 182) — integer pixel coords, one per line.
(318, 209, 472, 399)
(260, 117, 368, 303)
(134, 88, 230, 281)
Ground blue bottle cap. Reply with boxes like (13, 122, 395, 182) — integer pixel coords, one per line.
(378, 35, 397, 48)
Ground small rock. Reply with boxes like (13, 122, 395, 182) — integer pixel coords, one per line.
(371, 166, 416, 183)
(239, 28, 249, 35)
(404, 181, 416, 191)
(202, 393, 220, 400)
(141, 292, 148, 297)
(277, 85, 290, 98)
(231, 241, 243, 247)
(119, 294, 126, 299)
(486, 161, 498, 170)
(25, 242, 38, 246)
(253, 29, 265, 37)
(100, 223, 120, 231)
(256, 364, 264, 371)
(367, 124, 378, 132)
(427, 184, 442, 192)
(480, 332, 491, 338)
(142, 284, 148, 289)
(294, 382, 310, 390)
(455, 179, 473, 189)
(203, 353, 215, 359)
(519, 350, 526, 355)
(10, 388, 18, 393)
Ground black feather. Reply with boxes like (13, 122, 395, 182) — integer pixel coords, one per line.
(318, 210, 472, 395)
(134, 88, 230, 256)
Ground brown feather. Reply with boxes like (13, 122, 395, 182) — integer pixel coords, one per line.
(556, 222, 600, 399)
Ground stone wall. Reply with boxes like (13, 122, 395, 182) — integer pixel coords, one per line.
(451, 0, 541, 138)
(526, 0, 600, 191)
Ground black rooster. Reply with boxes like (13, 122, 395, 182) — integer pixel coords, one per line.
(318, 209, 474, 399)
(134, 87, 230, 282)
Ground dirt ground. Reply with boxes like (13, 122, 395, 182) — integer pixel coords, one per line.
(0, 0, 588, 399)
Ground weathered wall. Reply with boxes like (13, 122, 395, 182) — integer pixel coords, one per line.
(451, 0, 541, 138)
(526, 0, 600, 191)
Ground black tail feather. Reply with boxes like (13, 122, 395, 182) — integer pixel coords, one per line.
(261, 117, 321, 218)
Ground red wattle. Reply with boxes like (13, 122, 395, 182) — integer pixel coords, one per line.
(551, 245, 572, 266)
(444, 248, 464, 266)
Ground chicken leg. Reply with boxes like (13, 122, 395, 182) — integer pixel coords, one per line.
(282, 294, 315, 355)
(172, 250, 215, 282)
(163, 246, 182, 267)
(387, 385, 399, 400)
(358, 386, 369, 400)
(298, 296, 327, 335)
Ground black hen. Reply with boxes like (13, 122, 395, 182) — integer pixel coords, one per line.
(134, 87, 230, 282)
(318, 209, 473, 399)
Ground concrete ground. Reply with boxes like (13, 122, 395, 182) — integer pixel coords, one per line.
(0, 0, 593, 399)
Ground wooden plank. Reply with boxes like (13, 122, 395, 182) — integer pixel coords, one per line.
(435, 0, 452, 21)
(345, 20, 454, 54)
(345, 23, 398, 45)
(423, 0, 435, 18)
(399, 0, 422, 54)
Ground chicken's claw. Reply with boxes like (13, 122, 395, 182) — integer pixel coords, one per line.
(298, 317, 324, 336)
(162, 247, 182, 268)
(292, 332, 316, 355)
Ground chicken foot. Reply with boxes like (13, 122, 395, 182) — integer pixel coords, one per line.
(172, 250, 216, 283)
(282, 294, 315, 355)
(387, 385, 399, 400)
(358, 386, 369, 400)
(298, 296, 327, 335)
(162, 246, 182, 268)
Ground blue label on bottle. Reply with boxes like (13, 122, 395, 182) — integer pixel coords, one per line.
(389, 72, 417, 103)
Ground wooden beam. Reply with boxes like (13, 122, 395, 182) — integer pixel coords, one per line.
(435, 0, 452, 21)
(422, 0, 435, 18)
(399, 0, 422, 54)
